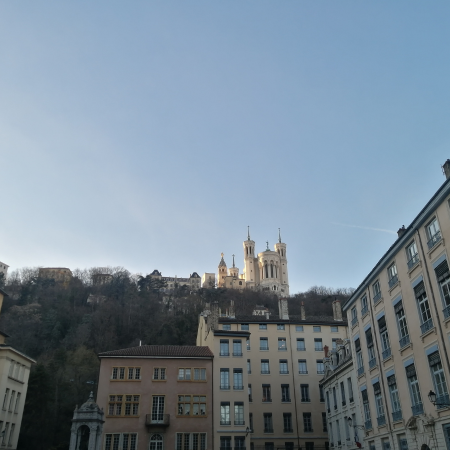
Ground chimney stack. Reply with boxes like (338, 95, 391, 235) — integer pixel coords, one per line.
(397, 225, 406, 238)
(278, 298, 289, 320)
(332, 299, 343, 321)
(443, 159, 450, 179)
(300, 302, 305, 320)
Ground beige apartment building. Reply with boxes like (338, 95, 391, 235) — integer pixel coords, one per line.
(97, 345, 213, 450)
(342, 160, 450, 450)
(197, 299, 347, 450)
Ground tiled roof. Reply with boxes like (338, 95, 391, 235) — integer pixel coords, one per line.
(98, 345, 214, 358)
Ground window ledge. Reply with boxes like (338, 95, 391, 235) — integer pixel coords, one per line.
(7, 376, 24, 384)
(388, 281, 400, 295)
(407, 260, 421, 277)
(428, 238, 444, 257)
(373, 296, 384, 307)
(400, 342, 413, 354)
(369, 364, 378, 373)
(382, 355, 393, 365)
(351, 320, 359, 330)
(361, 311, 369, 320)
(357, 372, 366, 380)
(420, 327, 436, 341)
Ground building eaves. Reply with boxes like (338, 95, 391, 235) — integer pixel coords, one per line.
(0, 288, 8, 297)
(0, 345, 36, 364)
(219, 316, 347, 326)
(98, 345, 214, 359)
(213, 330, 250, 337)
(343, 175, 450, 312)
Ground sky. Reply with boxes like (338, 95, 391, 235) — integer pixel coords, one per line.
(1, 1, 450, 294)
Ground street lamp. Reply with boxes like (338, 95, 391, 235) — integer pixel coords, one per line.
(347, 417, 365, 430)
(428, 390, 450, 407)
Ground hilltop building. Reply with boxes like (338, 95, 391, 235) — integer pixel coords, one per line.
(342, 160, 450, 450)
(149, 270, 202, 291)
(0, 262, 8, 279)
(216, 229, 290, 297)
(38, 267, 73, 286)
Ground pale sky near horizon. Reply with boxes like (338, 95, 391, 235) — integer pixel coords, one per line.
(1, 1, 450, 294)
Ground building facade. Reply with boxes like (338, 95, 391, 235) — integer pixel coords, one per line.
(97, 345, 213, 450)
(0, 262, 8, 280)
(196, 299, 347, 450)
(342, 160, 450, 450)
(320, 340, 364, 450)
(215, 229, 290, 297)
(149, 270, 202, 291)
(38, 267, 73, 285)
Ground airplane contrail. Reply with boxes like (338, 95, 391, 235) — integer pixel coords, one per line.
(331, 222, 397, 235)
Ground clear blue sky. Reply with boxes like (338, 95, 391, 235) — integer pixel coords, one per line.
(1, 1, 450, 293)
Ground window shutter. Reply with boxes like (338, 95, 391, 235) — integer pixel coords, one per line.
(373, 382, 381, 395)
(355, 338, 361, 352)
(405, 363, 416, 378)
(378, 316, 387, 333)
(435, 260, 450, 283)
(413, 281, 426, 298)
(361, 389, 368, 402)
(428, 351, 441, 367)
(394, 301, 403, 314)
(387, 375, 396, 386)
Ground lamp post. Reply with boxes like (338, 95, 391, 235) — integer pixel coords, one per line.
(428, 390, 450, 407)
(347, 418, 364, 448)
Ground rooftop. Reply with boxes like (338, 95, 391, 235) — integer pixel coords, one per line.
(98, 345, 214, 358)
(219, 315, 347, 325)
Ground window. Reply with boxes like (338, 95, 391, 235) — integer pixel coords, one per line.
(263, 413, 273, 432)
(261, 360, 270, 374)
(372, 280, 381, 303)
(398, 436, 409, 450)
(395, 301, 410, 348)
(2, 423, 8, 447)
(332, 339, 337, 350)
(14, 392, 21, 413)
(233, 340, 243, 356)
(314, 338, 323, 351)
(105, 433, 138, 450)
(415, 282, 433, 334)
(322, 413, 327, 431)
(362, 389, 372, 429)
(313, 326, 321, 332)
(279, 360, 289, 374)
(283, 413, 293, 432)
(247, 359, 251, 374)
(297, 338, 306, 351)
(303, 413, 312, 432)
(234, 402, 245, 425)
(220, 340, 230, 356)
(281, 384, 291, 402)
(259, 324, 267, 330)
(177, 395, 207, 416)
(220, 437, 231, 450)
(387, 263, 398, 288)
(277, 324, 285, 330)
(319, 385, 325, 402)
(220, 402, 230, 425)
(248, 384, 252, 402)
(247, 338, 251, 350)
(340, 382, 346, 405)
(7, 424, 14, 448)
(265, 444, 274, 450)
(241, 324, 249, 330)
(305, 443, 314, 450)
(111, 367, 125, 380)
(436, 259, 450, 318)
(260, 338, 269, 350)
(347, 378, 354, 402)
(336, 419, 341, 444)
(178, 368, 192, 380)
(344, 415, 350, 441)
(126, 367, 141, 380)
(333, 387, 338, 410)
(235, 437, 245, 449)
(249, 413, 254, 431)
(406, 363, 423, 415)
(193, 368, 206, 381)
(298, 360, 307, 374)
(262, 384, 272, 402)
(233, 369, 243, 390)
(406, 241, 419, 269)
(378, 315, 391, 360)
(428, 351, 449, 407)
(301, 384, 310, 402)
(361, 295, 368, 315)
(153, 368, 166, 380)
(296, 325, 304, 332)
(278, 338, 287, 351)
(8, 391, 15, 412)
(366, 328, 376, 368)
(355, 338, 364, 375)
(316, 360, 324, 374)
(387, 374, 402, 421)
(223, 324, 231, 330)
(326, 390, 331, 412)
(373, 382, 385, 425)
(176, 433, 206, 450)
(108, 395, 140, 416)
(8, 361, 14, 378)
(3, 389, 10, 410)
(220, 369, 230, 390)
(331, 326, 338, 332)
(426, 217, 441, 249)
(151, 396, 165, 422)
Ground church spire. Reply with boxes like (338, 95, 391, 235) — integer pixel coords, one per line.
(247, 225, 251, 241)
(232, 254, 235, 268)
(278, 228, 282, 243)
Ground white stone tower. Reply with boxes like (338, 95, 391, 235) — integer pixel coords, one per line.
(229, 254, 239, 278)
(274, 228, 289, 294)
(243, 226, 257, 288)
(218, 253, 228, 287)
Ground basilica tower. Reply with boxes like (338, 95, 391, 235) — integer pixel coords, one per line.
(218, 253, 228, 288)
(243, 227, 258, 288)
(274, 228, 289, 295)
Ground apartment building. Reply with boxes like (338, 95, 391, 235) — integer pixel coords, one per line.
(320, 340, 364, 450)
(97, 345, 213, 450)
(196, 299, 348, 450)
(342, 160, 450, 450)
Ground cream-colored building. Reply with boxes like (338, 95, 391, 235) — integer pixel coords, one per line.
(0, 288, 35, 449)
(0, 262, 8, 280)
(197, 298, 347, 450)
(214, 229, 290, 297)
(342, 160, 450, 450)
(149, 270, 202, 291)
(38, 267, 73, 286)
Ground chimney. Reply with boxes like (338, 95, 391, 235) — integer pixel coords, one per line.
(397, 225, 406, 238)
(332, 299, 343, 321)
(278, 298, 289, 320)
(324, 345, 329, 358)
(443, 159, 450, 179)
(300, 302, 305, 320)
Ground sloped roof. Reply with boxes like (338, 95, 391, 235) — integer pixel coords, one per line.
(98, 345, 214, 358)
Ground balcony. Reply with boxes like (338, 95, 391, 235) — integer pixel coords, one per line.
(220, 352, 230, 357)
(369, 358, 377, 369)
(282, 397, 291, 403)
(280, 370, 289, 375)
(399, 335, 410, 349)
(412, 403, 424, 416)
(146, 414, 170, 427)
(392, 410, 402, 422)
(233, 385, 244, 390)
(233, 352, 243, 357)
(373, 292, 382, 304)
(261, 370, 270, 375)
(382, 347, 392, 360)
(260, 346, 269, 351)
(388, 275, 398, 289)
(436, 394, 450, 409)
(357, 366, 364, 377)
(234, 420, 245, 426)
(407, 253, 420, 270)
(351, 316, 358, 327)
(420, 318, 434, 335)
(220, 385, 230, 390)
(444, 305, 450, 319)
(428, 231, 442, 250)
(301, 398, 311, 403)
(377, 415, 386, 426)
(299, 370, 308, 375)
(220, 421, 231, 426)
(262, 398, 272, 403)
(278, 347, 287, 352)
(317, 369, 325, 375)
(361, 305, 368, 317)
(264, 427, 273, 433)
(364, 420, 372, 430)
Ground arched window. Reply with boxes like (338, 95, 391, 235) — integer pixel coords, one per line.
(265, 264, 268, 279)
(270, 264, 274, 278)
(239, 281, 242, 285)
(77, 425, 90, 450)
(150, 434, 163, 450)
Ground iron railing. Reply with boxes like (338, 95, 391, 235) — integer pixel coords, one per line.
(420, 318, 434, 335)
(412, 403, 424, 416)
(407, 254, 419, 270)
(388, 275, 398, 289)
(382, 347, 391, 360)
(399, 335, 410, 348)
(427, 231, 442, 250)
(373, 292, 382, 304)
(392, 410, 402, 422)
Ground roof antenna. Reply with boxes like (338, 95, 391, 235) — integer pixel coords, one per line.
(247, 225, 250, 241)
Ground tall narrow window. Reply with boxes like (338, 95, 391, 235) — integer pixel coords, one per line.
(333, 387, 338, 410)
(297, 338, 306, 351)
(378, 315, 391, 360)
(414, 282, 433, 334)
(387, 374, 402, 422)
(372, 280, 382, 303)
(406, 241, 419, 269)
(298, 360, 307, 374)
(387, 264, 398, 288)
(248, 384, 252, 402)
(373, 382, 385, 426)
(234, 402, 244, 425)
(247, 359, 251, 374)
(395, 301, 410, 348)
(316, 360, 324, 374)
(406, 363, 423, 416)
(260, 338, 269, 351)
(262, 384, 271, 402)
(366, 328, 376, 369)
(361, 295, 368, 316)
(351, 307, 357, 326)
(303, 413, 312, 432)
(261, 360, 270, 374)
(301, 384, 310, 402)
(220, 402, 230, 425)
(263, 413, 273, 433)
(362, 389, 372, 430)
(314, 338, 323, 351)
(336, 420, 341, 445)
(355, 339, 364, 376)
(347, 378, 354, 402)
(279, 359, 289, 374)
(278, 338, 287, 351)
(340, 382, 346, 406)
(319, 385, 325, 402)
(233, 340, 243, 356)
(281, 384, 290, 402)
(283, 413, 293, 432)
(322, 413, 327, 432)
(426, 217, 441, 249)
(428, 351, 449, 407)
(435, 259, 450, 318)
(220, 340, 230, 356)
(152, 396, 165, 422)
(233, 369, 243, 390)
(220, 369, 230, 390)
